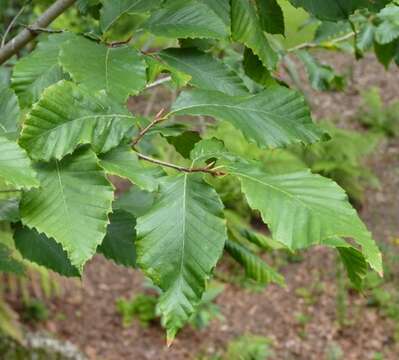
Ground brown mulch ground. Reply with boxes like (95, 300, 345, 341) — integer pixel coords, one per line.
(21, 54, 399, 359)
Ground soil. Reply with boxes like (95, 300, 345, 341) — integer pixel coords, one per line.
(13, 54, 399, 360)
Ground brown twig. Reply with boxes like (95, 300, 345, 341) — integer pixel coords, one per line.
(25, 26, 65, 34)
(107, 36, 133, 48)
(132, 108, 167, 146)
(136, 153, 226, 176)
(0, 0, 76, 65)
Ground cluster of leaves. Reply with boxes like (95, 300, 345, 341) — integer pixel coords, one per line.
(1, 0, 397, 341)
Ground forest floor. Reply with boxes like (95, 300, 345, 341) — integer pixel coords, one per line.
(17, 53, 399, 360)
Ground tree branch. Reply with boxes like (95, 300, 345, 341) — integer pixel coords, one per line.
(132, 108, 167, 147)
(287, 31, 355, 53)
(137, 153, 226, 176)
(0, 0, 76, 65)
(146, 76, 172, 89)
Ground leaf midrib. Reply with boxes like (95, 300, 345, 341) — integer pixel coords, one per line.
(173, 100, 305, 126)
(55, 160, 73, 242)
(234, 170, 314, 212)
(177, 174, 188, 288)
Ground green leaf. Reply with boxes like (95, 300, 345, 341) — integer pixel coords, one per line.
(114, 187, 155, 217)
(60, 36, 147, 102)
(375, 5, 399, 45)
(243, 48, 274, 87)
(11, 33, 72, 107)
(296, 50, 344, 91)
(0, 85, 20, 138)
(231, 0, 278, 70)
(224, 209, 285, 251)
(324, 237, 368, 290)
(227, 161, 382, 274)
(158, 48, 248, 95)
(100, 0, 162, 32)
(146, 55, 191, 88)
(0, 67, 11, 87)
(19, 81, 136, 161)
(166, 131, 202, 159)
(200, 0, 230, 27)
(144, 0, 229, 39)
(0, 183, 20, 222)
(20, 148, 114, 270)
(190, 138, 230, 166)
(99, 145, 162, 192)
(314, 21, 352, 43)
(171, 86, 326, 149)
(374, 39, 398, 69)
(0, 199, 19, 222)
(289, 0, 389, 21)
(98, 209, 136, 267)
(356, 22, 375, 54)
(225, 239, 285, 286)
(78, 0, 101, 14)
(136, 173, 227, 341)
(0, 136, 39, 190)
(14, 225, 80, 277)
(255, 0, 285, 35)
(0, 243, 25, 275)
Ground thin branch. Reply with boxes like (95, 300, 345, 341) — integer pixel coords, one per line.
(107, 36, 133, 48)
(137, 153, 226, 176)
(0, 189, 21, 194)
(287, 31, 355, 53)
(132, 108, 167, 147)
(0, 0, 76, 65)
(1, 5, 26, 48)
(24, 26, 65, 34)
(146, 76, 172, 90)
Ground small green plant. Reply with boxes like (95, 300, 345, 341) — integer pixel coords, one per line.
(116, 293, 158, 328)
(224, 334, 274, 360)
(21, 298, 49, 324)
(356, 88, 399, 137)
(373, 352, 384, 360)
(294, 311, 312, 339)
(295, 277, 325, 306)
(325, 342, 344, 360)
(364, 271, 399, 343)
